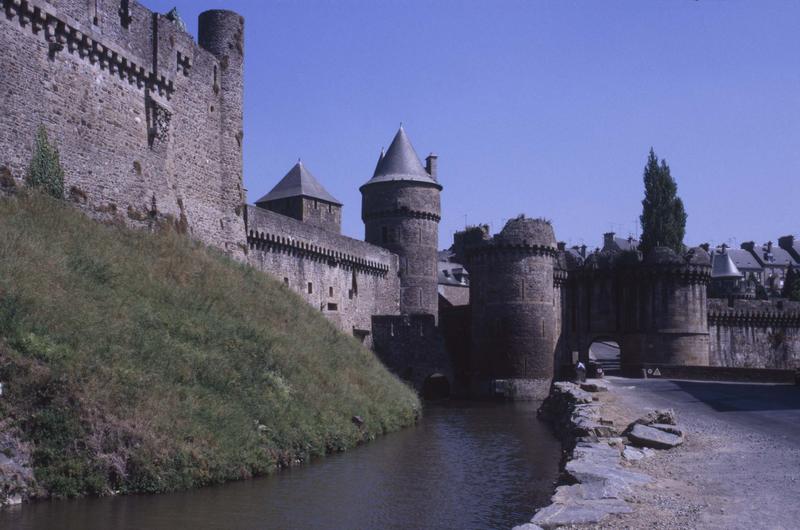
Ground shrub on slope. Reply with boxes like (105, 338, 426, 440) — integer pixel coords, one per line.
(0, 194, 420, 498)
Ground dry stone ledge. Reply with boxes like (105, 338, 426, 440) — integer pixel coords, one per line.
(552, 381, 593, 404)
(627, 423, 684, 449)
(511, 524, 545, 530)
(531, 498, 633, 528)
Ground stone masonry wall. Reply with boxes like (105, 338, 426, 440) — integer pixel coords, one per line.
(0, 0, 246, 255)
(371, 314, 453, 391)
(260, 197, 342, 234)
(244, 205, 400, 346)
(708, 299, 800, 369)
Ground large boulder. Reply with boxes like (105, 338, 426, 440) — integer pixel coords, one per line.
(627, 423, 684, 449)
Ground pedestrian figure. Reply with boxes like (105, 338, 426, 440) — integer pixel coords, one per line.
(576, 361, 586, 383)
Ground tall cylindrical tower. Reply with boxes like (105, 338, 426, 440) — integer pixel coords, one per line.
(467, 217, 558, 399)
(361, 127, 442, 317)
(626, 247, 712, 366)
(198, 10, 245, 253)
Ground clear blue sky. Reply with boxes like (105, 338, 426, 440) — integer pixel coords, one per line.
(149, 0, 799, 250)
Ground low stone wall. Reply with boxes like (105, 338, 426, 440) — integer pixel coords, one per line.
(708, 299, 800, 370)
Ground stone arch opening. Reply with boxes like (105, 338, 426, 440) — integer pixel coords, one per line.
(422, 373, 451, 400)
(588, 338, 621, 375)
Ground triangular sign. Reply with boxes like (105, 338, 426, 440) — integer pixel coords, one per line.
(653, 368, 661, 376)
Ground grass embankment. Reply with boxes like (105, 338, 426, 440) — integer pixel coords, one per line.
(0, 193, 419, 498)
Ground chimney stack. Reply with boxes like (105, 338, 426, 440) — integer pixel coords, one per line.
(603, 232, 615, 250)
(425, 153, 438, 180)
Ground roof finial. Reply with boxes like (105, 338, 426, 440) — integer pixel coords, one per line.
(399, 121, 403, 130)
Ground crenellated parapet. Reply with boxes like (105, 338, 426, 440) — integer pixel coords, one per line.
(247, 230, 391, 277)
(708, 299, 800, 327)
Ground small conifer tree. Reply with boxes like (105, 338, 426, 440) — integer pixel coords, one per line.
(783, 265, 800, 301)
(638, 148, 687, 255)
(26, 125, 64, 199)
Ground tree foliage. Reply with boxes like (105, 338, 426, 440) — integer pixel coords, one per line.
(783, 265, 800, 301)
(639, 148, 687, 255)
(26, 125, 64, 199)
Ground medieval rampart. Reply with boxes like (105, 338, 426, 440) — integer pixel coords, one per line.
(244, 205, 400, 345)
(708, 299, 800, 369)
(559, 247, 712, 370)
(0, 0, 245, 254)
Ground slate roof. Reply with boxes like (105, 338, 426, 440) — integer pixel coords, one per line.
(438, 260, 469, 286)
(613, 236, 639, 251)
(725, 248, 762, 271)
(361, 127, 441, 189)
(763, 247, 798, 267)
(712, 251, 743, 279)
(256, 161, 341, 206)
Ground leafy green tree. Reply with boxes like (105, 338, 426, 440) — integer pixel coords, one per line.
(783, 265, 800, 301)
(639, 148, 687, 255)
(26, 125, 64, 199)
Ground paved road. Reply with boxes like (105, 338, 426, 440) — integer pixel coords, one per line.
(613, 377, 800, 446)
(600, 377, 800, 529)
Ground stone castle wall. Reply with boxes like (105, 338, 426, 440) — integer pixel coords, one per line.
(0, 0, 246, 254)
(708, 299, 800, 369)
(244, 205, 400, 345)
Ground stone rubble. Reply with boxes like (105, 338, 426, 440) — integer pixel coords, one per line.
(516, 380, 686, 529)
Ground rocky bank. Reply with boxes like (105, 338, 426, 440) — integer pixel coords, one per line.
(514, 379, 686, 529)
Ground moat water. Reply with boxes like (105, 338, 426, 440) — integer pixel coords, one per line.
(2, 401, 561, 530)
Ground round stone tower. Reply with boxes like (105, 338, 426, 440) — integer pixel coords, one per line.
(625, 246, 712, 366)
(198, 11, 245, 252)
(361, 127, 442, 317)
(467, 216, 558, 399)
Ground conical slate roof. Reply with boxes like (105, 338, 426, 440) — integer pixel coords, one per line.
(712, 250, 743, 279)
(256, 161, 341, 206)
(361, 127, 441, 189)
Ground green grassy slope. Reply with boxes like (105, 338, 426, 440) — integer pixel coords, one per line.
(0, 193, 419, 498)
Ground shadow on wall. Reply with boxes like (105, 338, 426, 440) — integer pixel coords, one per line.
(422, 373, 451, 400)
(672, 380, 800, 413)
